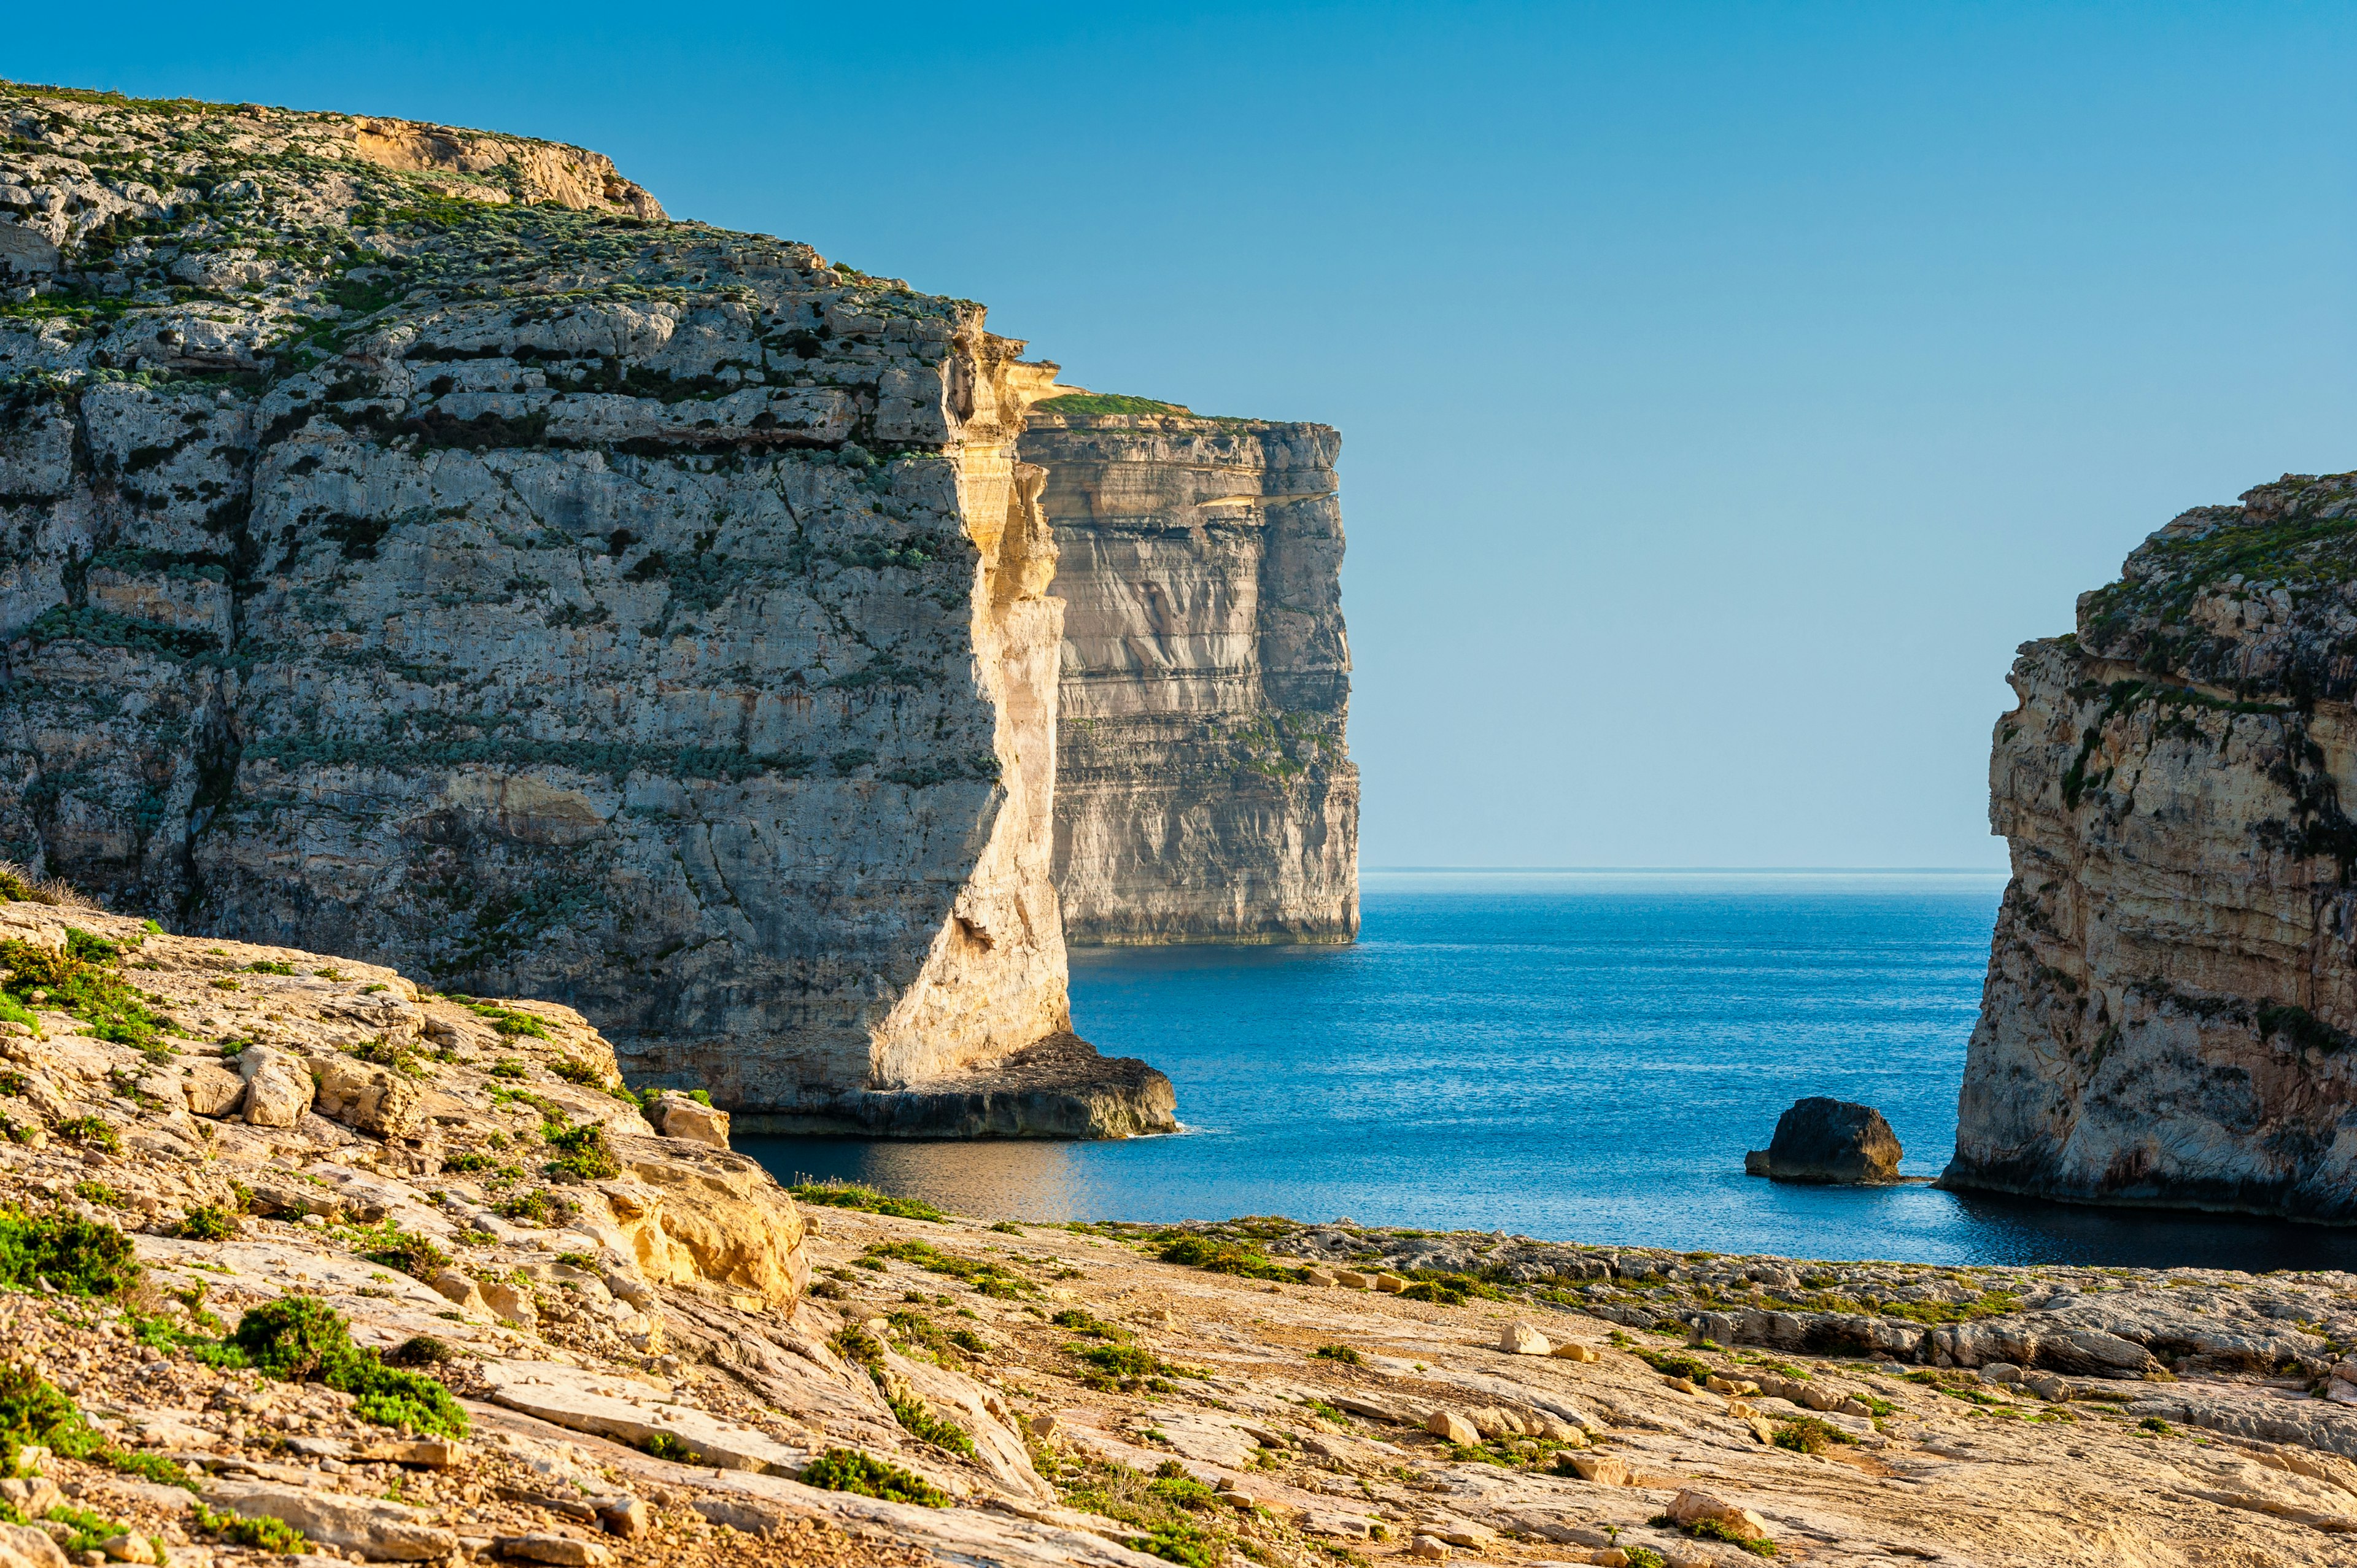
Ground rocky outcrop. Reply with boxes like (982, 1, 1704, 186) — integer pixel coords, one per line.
(1744, 1097, 1903, 1184)
(1019, 395, 1357, 945)
(0, 80, 1170, 1136)
(1946, 471, 2357, 1217)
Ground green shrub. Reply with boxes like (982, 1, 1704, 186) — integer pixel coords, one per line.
(108, 1450, 193, 1489)
(487, 1060, 526, 1079)
(549, 1058, 608, 1089)
(642, 1432, 702, 1463)
(495, 1190, 569, 1226)
(193, 1502, 308, 1554)
(1681, 1516, 1777, 1556)
(355, 1224, 449, 1280)
(52, 1118, 118, 1153)
(887, 1392, 977, 1458)
(0, 1208, 141, 1296)
(1153, 1234, 1294, 1281)
(1639, 1350, 1717, 1384)
(1079, 1345, 1167, 1381)
(797, 1448, 948, 1507)
(541, 1119, 620, 1182)
(1771, 1416, 1852, 1454)
(0, 1361, 87, 1474)
(789, 1181, 945, 1223)
(242, 961, 296, 976)
(1052, 1308, 1126, 1341)
(174, 1207, 238, 1242)
(471, 1004, 549, 1038)
(226, 1297, 467, 1437)
(861, 1239, 1032, 1297)
(1312, 1344, 1362, 1365)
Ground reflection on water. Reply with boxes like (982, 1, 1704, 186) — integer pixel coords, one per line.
(739, 873, 2357, 1270)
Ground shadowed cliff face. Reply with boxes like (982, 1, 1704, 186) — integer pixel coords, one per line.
(0, 82, 1087, 1118)
(1949, 471, 2357, 1218)
(1018, 405, 1358, 945)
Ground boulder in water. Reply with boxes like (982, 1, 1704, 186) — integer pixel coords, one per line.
(1746, 1097, 1903, 1184)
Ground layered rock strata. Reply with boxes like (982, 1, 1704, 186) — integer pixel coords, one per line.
(1948, 471, 2357, 1216)
(1019, 395, 1357, 944)
(0, 81, 1171, 1135)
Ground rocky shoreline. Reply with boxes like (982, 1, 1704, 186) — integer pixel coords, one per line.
(0, 882, 2353, 1565)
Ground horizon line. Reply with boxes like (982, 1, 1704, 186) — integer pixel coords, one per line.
(1361, 865, 2010, 875)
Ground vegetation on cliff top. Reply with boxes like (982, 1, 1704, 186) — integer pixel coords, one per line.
(2072, 473, 2357, 690)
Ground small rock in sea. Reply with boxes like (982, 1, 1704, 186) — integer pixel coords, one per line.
(1744, 1097, 1903, 1184)
(1497, 1321, 1552, 1356)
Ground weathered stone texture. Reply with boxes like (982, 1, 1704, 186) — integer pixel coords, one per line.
(1947, 471, 2357, 1217)
(1018, 403, 1357, 944)
(0, 82, 1169, 1131)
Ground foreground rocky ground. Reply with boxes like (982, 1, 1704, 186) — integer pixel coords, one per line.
(2, 886, 2356, 1566)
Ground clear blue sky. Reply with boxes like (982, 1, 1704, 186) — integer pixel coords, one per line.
(17, 2, 2352, 868)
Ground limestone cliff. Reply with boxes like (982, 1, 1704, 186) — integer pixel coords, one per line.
(1018, 395, 1357, 944)
(1948, 470, 2357, 1217)
(0, 81, 1171, 1135)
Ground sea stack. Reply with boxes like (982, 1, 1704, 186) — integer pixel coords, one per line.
(1020, 395, 1358, 945)
(1946, 471, 2357, 1215)
(0, 81, 1171, 1136)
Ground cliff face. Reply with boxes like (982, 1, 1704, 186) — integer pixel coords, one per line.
(0, 82, 1169, 1134)
(1018, 399, 1358, 944)
(1949, 471, 2357, 1217)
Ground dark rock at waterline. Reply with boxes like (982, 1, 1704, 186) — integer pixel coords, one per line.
(730, 1033, 1177, 1140)
(1745, 1097, 1903, 1184)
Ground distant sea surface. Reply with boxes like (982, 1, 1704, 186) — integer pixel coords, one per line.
(741, 872, 2357, 1271)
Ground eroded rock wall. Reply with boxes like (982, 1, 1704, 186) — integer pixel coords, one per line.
(0, 82, 1102, 1124)
(1948, 471, 2357, 1218)
(1018, 404, 1357, 944)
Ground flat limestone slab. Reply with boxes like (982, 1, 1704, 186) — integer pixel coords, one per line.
(201, 1480, 456, 1561)
(689, 1468, 1171, 1568)
(478, 1360, 813, 1475)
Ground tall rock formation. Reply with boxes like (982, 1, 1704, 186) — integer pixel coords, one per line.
(1018, 395, 1358, 944)
(0, 81, 1172, 1136)
(1948, 471, 2357, 1217)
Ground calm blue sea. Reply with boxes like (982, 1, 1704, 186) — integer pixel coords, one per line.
(743, 873, 2357, 1271)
